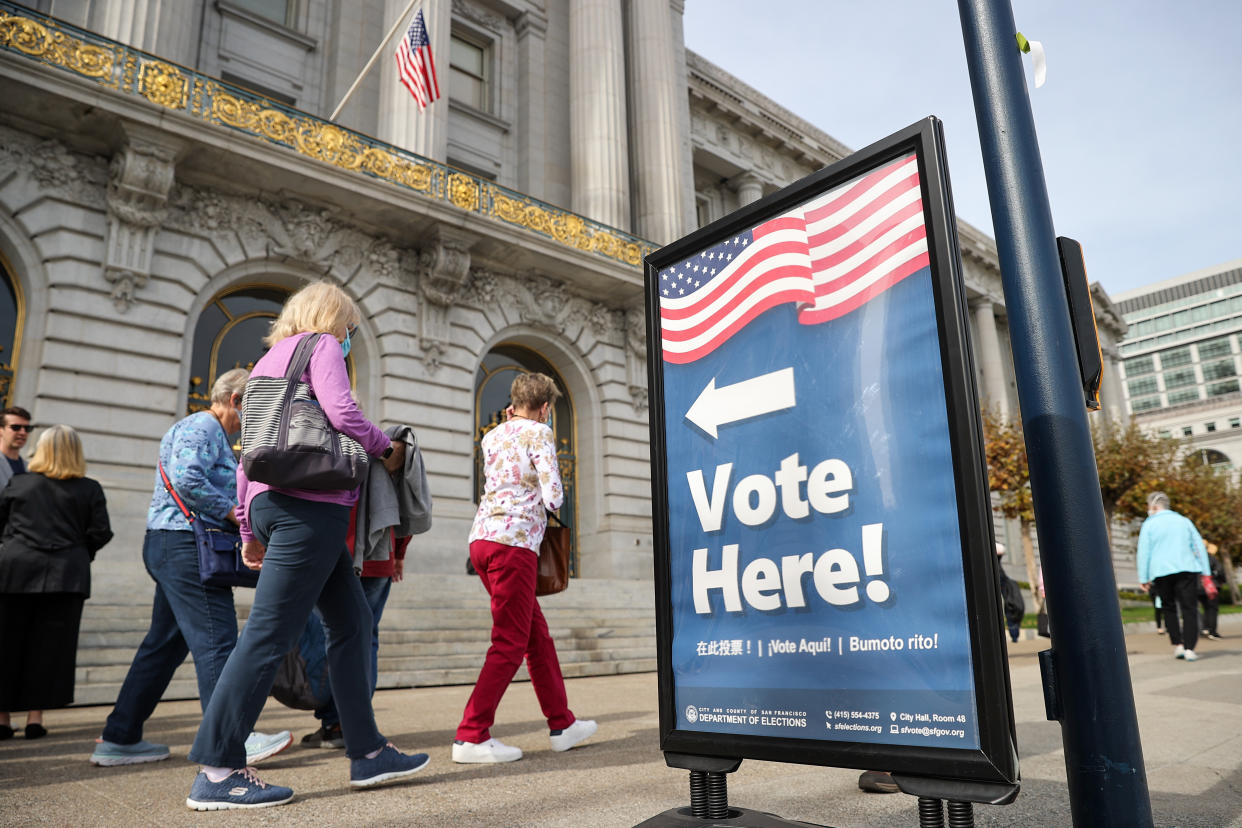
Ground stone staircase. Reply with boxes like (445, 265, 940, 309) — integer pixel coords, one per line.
(73, 575, 657, 707)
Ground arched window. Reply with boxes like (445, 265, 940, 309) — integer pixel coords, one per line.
(1187, 448, 1231, 470)
(0, 253, 22, 409)
(474, 344, 578, 575)
(187, 285, 290, 413)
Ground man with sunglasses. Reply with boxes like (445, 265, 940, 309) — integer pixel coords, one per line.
(0, 407, 32, 490)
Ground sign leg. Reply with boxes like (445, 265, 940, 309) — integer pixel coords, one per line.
(917, 797, 944, 828)
(689, 769, 730, 819)
(945, 800, 974, 827)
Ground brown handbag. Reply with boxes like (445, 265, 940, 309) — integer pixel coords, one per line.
(536, 511, 571, 596)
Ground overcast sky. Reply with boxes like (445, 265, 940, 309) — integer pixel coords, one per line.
(682, 0, 1242, 299)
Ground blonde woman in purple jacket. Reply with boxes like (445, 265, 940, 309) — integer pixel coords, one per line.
(184, 281, 428, 810)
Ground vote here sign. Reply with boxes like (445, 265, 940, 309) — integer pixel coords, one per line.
(645, 120, 1017, 784)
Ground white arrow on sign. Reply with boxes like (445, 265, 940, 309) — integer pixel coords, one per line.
(685, 367, 796, 439)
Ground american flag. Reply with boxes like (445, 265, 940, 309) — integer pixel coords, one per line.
(658, 154, 930, 364)
(394, 9, 440, 111)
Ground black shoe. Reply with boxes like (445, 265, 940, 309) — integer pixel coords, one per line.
(1207, 632, 1223, 640)
(300, 724, 344, 749)
(858, 770, 899, 794)
(24, 723, 46, 740)
(0, 725, 13, 741)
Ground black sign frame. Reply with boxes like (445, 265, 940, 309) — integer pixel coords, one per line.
(644, 118, 1018, 786)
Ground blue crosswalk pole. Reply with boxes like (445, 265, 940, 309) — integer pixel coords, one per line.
(956, 1, 1153, 825)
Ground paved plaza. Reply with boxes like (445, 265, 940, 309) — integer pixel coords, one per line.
(2, 616, 1241, 827)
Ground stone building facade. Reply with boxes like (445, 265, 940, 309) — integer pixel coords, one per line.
(0, 0, 1126, 699)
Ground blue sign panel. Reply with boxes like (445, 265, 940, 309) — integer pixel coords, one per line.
(646, 120, 1017, 784)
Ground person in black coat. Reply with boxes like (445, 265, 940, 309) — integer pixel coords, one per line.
(0, 425, 112, 739)
(995, 543, 1024, 643)
(1199, 543, 1226, 641)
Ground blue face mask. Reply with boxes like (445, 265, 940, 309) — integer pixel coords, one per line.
(341, 325, 355, 359)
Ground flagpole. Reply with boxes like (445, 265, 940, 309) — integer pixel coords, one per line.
(329, 0, 421, 122)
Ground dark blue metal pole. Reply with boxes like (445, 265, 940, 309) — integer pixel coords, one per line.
(956, 1, 1152, 825)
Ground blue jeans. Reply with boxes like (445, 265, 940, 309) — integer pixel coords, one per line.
(188, 493, 384, 766)
(101, 530, 237, 745)
(315, 575, 392, 727)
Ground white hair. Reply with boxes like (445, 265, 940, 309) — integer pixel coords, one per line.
(210, 368, 250, 405)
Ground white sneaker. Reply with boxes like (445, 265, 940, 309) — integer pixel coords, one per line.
(452, 738, 522, 763)
(1174, 644, 1186, 659)
(245, 730, 293, 764)
(549, 719, 597, 752)
(1183, 650, 1199, 662)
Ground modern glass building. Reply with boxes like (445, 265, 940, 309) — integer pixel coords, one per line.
(1115, 257, 1242, 469)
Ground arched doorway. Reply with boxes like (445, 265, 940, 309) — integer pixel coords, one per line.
(474, 344, 579, 575)
(0, 253, 22, 408)
(187, 285, 290, 414)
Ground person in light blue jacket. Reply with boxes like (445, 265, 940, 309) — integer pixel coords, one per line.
(1137, 491, 1210, 661)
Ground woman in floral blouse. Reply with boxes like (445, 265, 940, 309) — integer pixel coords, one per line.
(452, 373, 596, 763)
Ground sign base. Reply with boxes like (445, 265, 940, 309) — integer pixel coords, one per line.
(633, 806, 832, 828)
(890, 774, 1019, 805)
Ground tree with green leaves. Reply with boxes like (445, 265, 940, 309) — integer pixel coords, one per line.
(1091, 418, 1174, 538)
(1114, 441, 1242, 603)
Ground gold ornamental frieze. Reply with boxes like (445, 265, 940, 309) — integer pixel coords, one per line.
(448, 174, 480, 212)
(138, 59, 189, 110)
(488, 188, 644, 266)
(0, 11, 114, 80)
(0, 1, 653, 270)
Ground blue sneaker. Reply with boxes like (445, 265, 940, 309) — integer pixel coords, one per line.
(245, 730, 293, 764)
(185, 768, 293, 810)
(90, 739, 170, 766)
(349, 743, 430, 788)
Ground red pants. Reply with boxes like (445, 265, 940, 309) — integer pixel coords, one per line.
(456, 540, 574, 743)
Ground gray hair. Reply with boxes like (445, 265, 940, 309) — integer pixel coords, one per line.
(1147, 491, 1170, 511)
(210, 368, 250, 405)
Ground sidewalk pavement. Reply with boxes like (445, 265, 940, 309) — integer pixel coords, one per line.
(3, 616, 1241, 827)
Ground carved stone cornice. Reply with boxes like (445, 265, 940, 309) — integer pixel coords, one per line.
(466, 269, 622, 343)
(0, 125, 108, 206)
(515, 8, 548, 39)
(452, 0, 505, 32)
(165, 184, 388, 280)
(367, 240, 403, 284)
(103, 127, 182, 311)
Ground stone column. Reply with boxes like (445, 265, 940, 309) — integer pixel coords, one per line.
(627, 0, 686, 244)
(379, 0, 449, 160)
(973, 297, 1010, 419)
(667, 0, 697, 235)
(516, 10, 548, 199)
(91, 0, 199, 64)
(1099, 345, 1126, 422)
(569, 0, 630, 230)
(732, 172, 764, 206)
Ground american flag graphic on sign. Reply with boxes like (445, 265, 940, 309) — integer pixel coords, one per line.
(658, 154, 929, 363)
